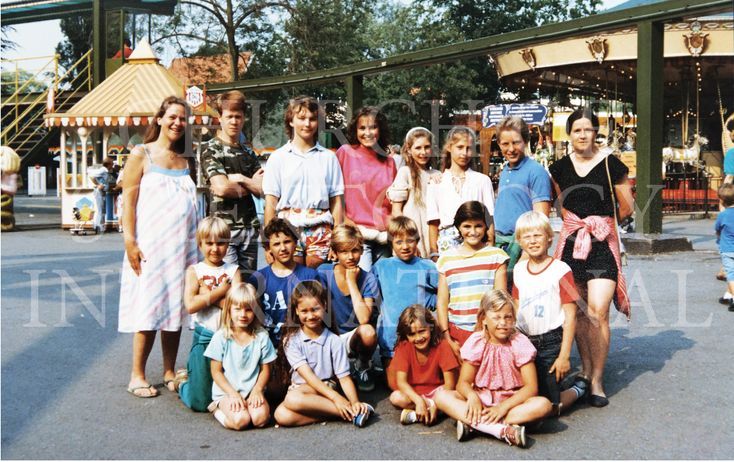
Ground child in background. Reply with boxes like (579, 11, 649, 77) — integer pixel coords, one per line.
(317, 224, 379, 391)
(427, 127, 496, 258)
(248, 218, 318, 344)
(715, 184, 734, 312)
(336, 106, 396, 271)
(434, 290, 551, 447)
(204, 284, 276, 430)
(387, 127, 441, 259)
(177, 217, 242, 411)
(388, 305, 459, 426)
(274, 281, 375, 427)
(262, 96, 344, 268)
(512, 211, 587, 415)
(372, 216, 438, 367)
(436, 201, 508, 358)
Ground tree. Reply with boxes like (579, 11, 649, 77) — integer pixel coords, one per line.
(159, 0, 293, 80)
(433, 0, 602, 102)
(1, 69, 47, 96)
(1, 26, 17, 53)
(55, 15, 93, 82)
(363, 2, 481, 139)
(283, 0, 371, 73)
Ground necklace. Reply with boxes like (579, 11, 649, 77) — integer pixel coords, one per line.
(450, 171, 466, 194)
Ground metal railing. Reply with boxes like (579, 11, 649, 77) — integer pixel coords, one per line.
(662, 171, 715, 216)
(1, 50, 92, 152)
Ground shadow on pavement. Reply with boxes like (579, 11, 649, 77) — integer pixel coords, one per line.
(606, 328, 695, 398)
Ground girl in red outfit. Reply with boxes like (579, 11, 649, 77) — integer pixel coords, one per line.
(387, 305, 459, 426)
(336, 107, 397, 271)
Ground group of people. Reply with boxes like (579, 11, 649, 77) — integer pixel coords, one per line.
(117, 91, 633, 446)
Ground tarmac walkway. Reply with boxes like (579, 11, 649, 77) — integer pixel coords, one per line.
(1, 194, 731, 459)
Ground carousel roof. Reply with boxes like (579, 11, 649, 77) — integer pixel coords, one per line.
(489, 16, 734, 112)
(45, 40, 219, 128)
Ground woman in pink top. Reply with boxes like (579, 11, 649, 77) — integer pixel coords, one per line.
(336, 107, 397, 271)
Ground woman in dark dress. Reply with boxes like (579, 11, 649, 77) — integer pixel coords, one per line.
(548, 108, 634, 407)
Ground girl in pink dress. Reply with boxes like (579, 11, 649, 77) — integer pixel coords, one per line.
(434, 289, 551, 447)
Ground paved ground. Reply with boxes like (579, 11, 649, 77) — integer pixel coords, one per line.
(1, 195, 732, 459)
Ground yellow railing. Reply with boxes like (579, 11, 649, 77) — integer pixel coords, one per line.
(1, 50, 92, 150)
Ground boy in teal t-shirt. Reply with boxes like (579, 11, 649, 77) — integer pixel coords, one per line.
(372, 217, 438, 370)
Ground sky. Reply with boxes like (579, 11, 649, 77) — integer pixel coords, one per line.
(1, 0, 630, 67)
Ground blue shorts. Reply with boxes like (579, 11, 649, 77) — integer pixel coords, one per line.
(721, 252, 734, 282)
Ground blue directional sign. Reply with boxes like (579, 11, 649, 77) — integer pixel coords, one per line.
(481, 104, 548, 127)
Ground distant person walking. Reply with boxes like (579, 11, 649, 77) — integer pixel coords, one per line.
(118, 96, 198, 398)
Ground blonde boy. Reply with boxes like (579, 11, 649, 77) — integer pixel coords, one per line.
(512, 211, 586, 415)
(316, 224, 378, 391)
(179, 217, 242, 411)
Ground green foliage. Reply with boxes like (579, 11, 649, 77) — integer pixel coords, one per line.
(433, 0, 602, 102)
(363, 2, 481, 142)
(1, 26, 17, 53)
(55, 15, 93, 79)
(283, 0, 371, 73)
(1, 69, 47, 95)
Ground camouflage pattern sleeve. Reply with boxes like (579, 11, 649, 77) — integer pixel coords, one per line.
(201, 140, 227, 182)
(242, 145, 262, 178)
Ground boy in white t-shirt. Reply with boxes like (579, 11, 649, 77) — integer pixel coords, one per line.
(177, 217, 242, 411)
(511, 211, 586, 416)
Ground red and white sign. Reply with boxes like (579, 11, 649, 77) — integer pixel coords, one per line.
(185, 85, 204, 108)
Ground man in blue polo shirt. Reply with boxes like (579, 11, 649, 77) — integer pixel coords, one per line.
(493, 116, 552, 286)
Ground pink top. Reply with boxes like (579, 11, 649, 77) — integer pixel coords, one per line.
(336, 144, 396, 231)
(460, 331, 536, 395)
(554, 210, 630, 318)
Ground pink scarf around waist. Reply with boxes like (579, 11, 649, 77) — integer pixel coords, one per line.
(553, 211, 630, 318)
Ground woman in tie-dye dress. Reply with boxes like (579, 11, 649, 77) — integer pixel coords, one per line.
(119, 96, 199, 398)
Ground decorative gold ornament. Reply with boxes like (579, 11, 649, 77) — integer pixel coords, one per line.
(586, 36, 608, 64)
(520, 48, 536, 71)
(684, 22, 708, 57)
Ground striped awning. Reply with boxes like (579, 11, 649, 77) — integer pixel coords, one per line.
(45, 40, 219, 128)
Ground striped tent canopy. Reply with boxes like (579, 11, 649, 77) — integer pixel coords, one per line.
(45, 40, 219, 128)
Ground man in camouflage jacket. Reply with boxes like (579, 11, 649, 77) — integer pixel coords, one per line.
(201, 91, 264, 277)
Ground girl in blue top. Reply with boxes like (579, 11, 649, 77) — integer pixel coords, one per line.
(204, 283, 277, 430)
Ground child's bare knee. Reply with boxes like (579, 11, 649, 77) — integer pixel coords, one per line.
(250, 405, 270, 427)
(357, 325, 377, 346)
(274, 405, 292, 426)
(231, 412, 251, 431)
(283, 390, 306, 410)
(389, 390, 409, 408)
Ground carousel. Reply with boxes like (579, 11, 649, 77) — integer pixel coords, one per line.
(487, 10, 734, 212)
(44, 40, 219, 232)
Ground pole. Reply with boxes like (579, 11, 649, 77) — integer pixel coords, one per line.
(92, 0, 106, 88)
(635, 20, 664, 234)
(345, 74, 364, 121)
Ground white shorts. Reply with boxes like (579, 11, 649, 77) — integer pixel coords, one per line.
(339, 327, 359, 357)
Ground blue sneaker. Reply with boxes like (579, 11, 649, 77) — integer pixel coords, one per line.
(352, 403, 375, 428)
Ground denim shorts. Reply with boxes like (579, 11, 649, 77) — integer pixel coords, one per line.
(527, 326, 564, 405)
(721, 252, 734, 282)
